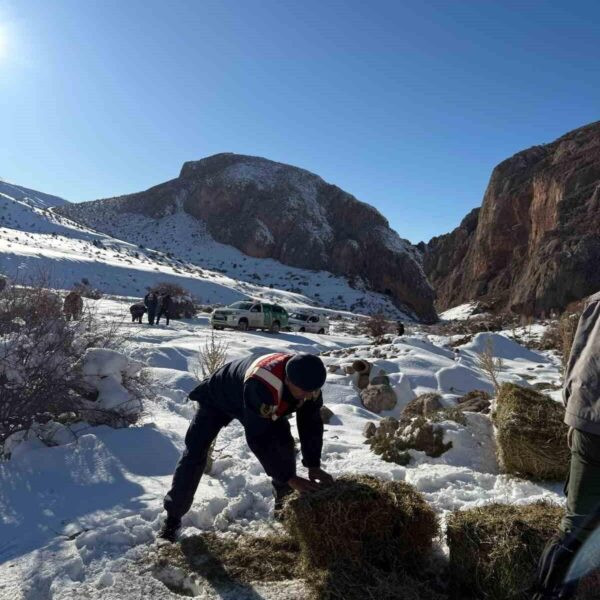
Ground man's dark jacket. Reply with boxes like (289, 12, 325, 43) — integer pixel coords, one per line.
(189, 354, 324, 483)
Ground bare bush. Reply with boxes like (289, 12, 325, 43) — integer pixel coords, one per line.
(193, 331, 230, 473)
(477, 338, 504, 393)
(150, 281, 190, 297)
(194, 330, 230, 382)
(149, 281, 196, 319)
(0, 278, 142, 455)
(363, 313, 394, 343)
(72, 281, 103, 300)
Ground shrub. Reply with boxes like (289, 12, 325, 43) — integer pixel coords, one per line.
(447, 502, 563, 600)
(0, 281, 144, 454)
(193, 330, 230, 472)
(149, 281, 190, 297)
(476, 338, 504, 393)
(72, 281, 103, 300)
(194, 330, 230, 382)
(493, 383, 570, 480)
(364, 312, 392, 342)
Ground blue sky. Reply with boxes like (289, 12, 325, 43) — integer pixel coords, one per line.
(1, 1, 599, 243)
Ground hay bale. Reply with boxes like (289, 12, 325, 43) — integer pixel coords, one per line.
(447, 502, 563, 600)
(493, 383, 570, 480)
(309, 564, 447, 600)
(282, 475, 437, 571)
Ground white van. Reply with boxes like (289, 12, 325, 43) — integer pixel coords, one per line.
(288, 312, 329, 334)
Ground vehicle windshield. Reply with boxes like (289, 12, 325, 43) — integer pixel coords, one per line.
(229, 302, 253, 310)
(291, 313, 309, 321)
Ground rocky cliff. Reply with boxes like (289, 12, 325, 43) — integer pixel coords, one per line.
(58, 153, 437, 322)
(422, 121, 600, 316)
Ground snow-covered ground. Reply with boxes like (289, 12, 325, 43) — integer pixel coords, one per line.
(0, 190, 411, 319)
(0, 296, 566, 599)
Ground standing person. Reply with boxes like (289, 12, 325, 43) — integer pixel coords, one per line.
(396, 320, 405, 336)
(156, 293, 173, 326)
(144, 291, 158, 325)
(532, 291, 600, 599)
(158, 352, 333, 542)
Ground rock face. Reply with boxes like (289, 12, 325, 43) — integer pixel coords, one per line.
(422, 121, 600, 316)
(58, 154, 437, 322)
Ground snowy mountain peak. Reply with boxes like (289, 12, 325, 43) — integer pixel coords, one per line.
(58, 154, 438, 322)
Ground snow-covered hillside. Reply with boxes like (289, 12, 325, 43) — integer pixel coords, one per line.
(0, 296, 565, 599)
(0, 180, 69, 209)
(0, 190, 407, 318)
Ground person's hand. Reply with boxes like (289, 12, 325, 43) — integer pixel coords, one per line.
(287, 475, 320, 494)
(308, 467, 334, 486)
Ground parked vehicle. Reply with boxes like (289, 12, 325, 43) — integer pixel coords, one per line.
(288, 311, 329, 334)
(211, 301, 289, 333)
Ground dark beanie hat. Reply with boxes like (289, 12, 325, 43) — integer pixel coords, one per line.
(285, 353, 327, 390)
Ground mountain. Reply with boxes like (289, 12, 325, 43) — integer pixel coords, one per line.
(0, 180, 69, 209)
(56, 153, 438, 323)
(0, 183, 408, 318)
(421, 121, 600, 316)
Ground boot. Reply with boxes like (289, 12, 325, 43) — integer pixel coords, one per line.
(158, 515, 181, 542)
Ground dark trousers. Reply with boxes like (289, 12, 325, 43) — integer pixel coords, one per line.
(147, 309, 156, 325)
(164, 403, 292, 520)
(533, 429, 600, 598)
(156, 310, 170, 325)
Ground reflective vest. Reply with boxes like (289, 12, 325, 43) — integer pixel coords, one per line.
(244, 353, 292, 420)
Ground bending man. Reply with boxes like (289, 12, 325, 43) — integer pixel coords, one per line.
(159, 352, 332, 541)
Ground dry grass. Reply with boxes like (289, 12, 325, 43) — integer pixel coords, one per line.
(493, 383, 570, 480)
(152, 475, 443, 599)
(282, 475, 438, 571)
(194, 330, 230, 381)
(447, 502, 564, 600)
(476, 338, 504, 393)
(155, 532, 300, 586)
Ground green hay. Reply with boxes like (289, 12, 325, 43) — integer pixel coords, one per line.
(493, 383, 570, 480)
(447, 502, 564, 600)
(282, 475, 438, 571)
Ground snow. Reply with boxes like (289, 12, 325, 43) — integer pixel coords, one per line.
(0, 190, 412, 319)
(438, 302, 480, 320)
(0, 295, 567, 599)
(0, 180, 69, 210)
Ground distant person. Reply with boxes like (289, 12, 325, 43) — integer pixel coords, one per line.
(532, 291, 600, 599)
(158, 352, 333, 542)
(130, 302, 147, 324)
(144, 291, 159, 325)
(156, 293, 173, 326)
(63, 291, 83, 321)
(396, 321, 405, 336)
